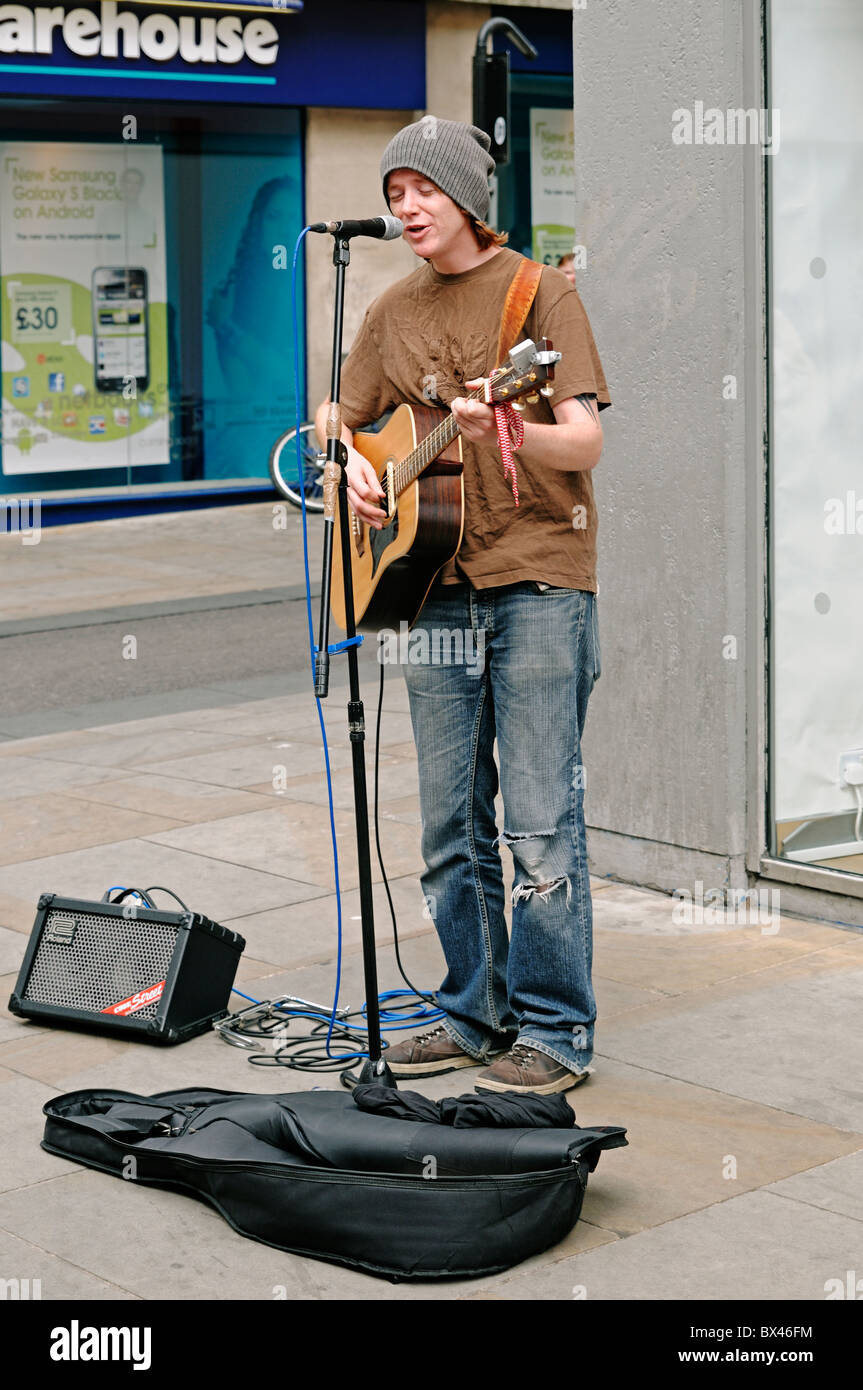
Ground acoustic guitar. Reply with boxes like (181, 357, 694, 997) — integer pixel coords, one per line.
(331, 337, 561, 633)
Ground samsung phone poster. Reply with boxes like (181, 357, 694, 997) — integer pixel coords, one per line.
(0, 142, 169, 474)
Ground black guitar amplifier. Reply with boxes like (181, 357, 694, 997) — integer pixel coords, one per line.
(9, 893, 245, 1044)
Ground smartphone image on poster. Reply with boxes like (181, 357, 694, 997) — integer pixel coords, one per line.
(91, 267, 149, 393)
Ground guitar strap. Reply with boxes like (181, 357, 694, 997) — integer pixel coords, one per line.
(494, 257, 545, 369)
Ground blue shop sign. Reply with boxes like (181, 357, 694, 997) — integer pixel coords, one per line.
(0, 1, 425, 107)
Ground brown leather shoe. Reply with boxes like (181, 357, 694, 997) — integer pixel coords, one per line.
(474, 1042, 590, 1095)
(384, 1025, 480, 1077)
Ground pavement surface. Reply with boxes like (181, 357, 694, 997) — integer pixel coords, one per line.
(1, 504, 861, 1302)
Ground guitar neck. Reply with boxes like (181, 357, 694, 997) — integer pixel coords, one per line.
(394, 386, 485, 495)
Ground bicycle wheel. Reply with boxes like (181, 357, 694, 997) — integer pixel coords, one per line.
(269, 422, 326, 513)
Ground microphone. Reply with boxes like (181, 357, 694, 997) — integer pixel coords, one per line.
(309, 216, 404, 241)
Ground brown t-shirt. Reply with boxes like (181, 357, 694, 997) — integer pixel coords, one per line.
(339, 246, 611, 591)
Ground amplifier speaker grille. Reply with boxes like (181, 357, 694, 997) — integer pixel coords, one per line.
(24, 908, 177, 1016)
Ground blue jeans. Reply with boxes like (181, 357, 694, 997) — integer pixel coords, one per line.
(401, 580, 600, 1073)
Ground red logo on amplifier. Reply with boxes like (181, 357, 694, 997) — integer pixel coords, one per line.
(102, 981, 166, 1016)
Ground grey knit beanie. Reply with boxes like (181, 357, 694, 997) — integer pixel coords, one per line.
(381, 115, 495, 222)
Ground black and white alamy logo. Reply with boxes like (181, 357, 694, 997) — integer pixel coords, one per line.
(50, 1321, 152, 1371)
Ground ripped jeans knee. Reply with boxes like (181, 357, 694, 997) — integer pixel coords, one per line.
(494, 828, 573, 910)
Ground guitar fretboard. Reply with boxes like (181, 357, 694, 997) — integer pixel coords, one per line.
(392, 384, 487, 497)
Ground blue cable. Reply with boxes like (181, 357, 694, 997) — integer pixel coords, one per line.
(244, 225, 440, 1065)
(287, 226, 352, 1059)
(230, 986, 440, 1034)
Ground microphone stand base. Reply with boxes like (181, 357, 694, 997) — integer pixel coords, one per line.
(340, 1057, 398, 1091)
(357, 1057, 397, 1089)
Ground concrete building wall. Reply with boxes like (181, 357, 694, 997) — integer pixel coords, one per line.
(304, 1, 492, 414)
(572, 2, 759, 895)
(426, 1, 491, 123)
(304, 108, 416, 414)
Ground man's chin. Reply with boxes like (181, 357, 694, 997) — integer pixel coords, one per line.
(405, 230, 435, 254)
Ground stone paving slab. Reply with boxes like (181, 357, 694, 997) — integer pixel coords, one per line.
(255, 756, 420, 813)
(0, 1227, 139, 1301)
(0, 925, 32, 973)
(0, 838, 325, 935)
(0, 793, 183, 868)
(0, 755, 118, 801)
(0, 1075, 69, 1195)
(63, 684, 409, 740)
(369, 792, 422, 827)
(463, 1187, 863, 1301)
(72, 700, 319, 740)
(10, 1022, 297, 1101)
(140, 739, 354, 789)
(221, 873, 438, 968)
(0, 973, 51, 1042)
(593, 913, 863, 996)
(60, 774, 274, 825)
(600, 941, 863, 1131)
(0, 1027, 138, 1090)
(170, 704, 418, 749)
(766, 1148, 863, 1223)
(146, 803, 424, 891)
(0, 1170, 322, 1301)
(36, 727, 262, 771)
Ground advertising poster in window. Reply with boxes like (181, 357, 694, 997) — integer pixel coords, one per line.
(529, 108, 575, 265)
(200, 145, 302, 480)
(0, 142, 169, 475)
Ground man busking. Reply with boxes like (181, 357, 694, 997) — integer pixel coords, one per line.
(315, 116, 610, 1094)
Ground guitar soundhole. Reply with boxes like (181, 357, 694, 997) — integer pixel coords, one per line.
(369, 511, 398, 577)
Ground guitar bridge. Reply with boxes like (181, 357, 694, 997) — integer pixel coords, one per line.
(350, 506, 365, 557)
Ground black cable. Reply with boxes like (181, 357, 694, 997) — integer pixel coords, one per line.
(238, 1001, 374, 1073)
(373, 658, 436, 1005)
(143, 886, 190, 911)
(104, 886, 189, 911)
(219, 992, 440, 1077)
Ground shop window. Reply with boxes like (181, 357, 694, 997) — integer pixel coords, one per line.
(493, 73, 574, 266)
(769, 0, 863, 873)
(0, 105, 303, 497)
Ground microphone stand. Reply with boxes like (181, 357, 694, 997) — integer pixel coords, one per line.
(315, 230, 395, 1090)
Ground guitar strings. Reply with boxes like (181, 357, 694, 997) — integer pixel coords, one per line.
(392, 375, 506, 497)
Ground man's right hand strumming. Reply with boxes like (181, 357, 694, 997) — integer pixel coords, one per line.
(345, 455, 386, 530)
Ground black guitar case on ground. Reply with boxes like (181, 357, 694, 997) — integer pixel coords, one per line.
(42, 1085, 627, 1281)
